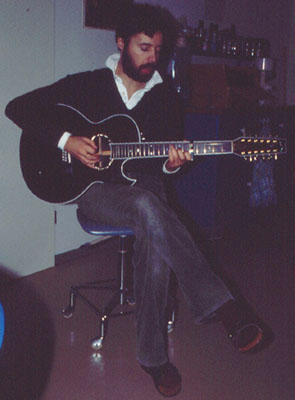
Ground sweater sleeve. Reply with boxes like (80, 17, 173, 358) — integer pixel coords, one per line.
(5, 71, 93, 147)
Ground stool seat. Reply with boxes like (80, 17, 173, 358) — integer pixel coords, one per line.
(77, 209, 134, 237)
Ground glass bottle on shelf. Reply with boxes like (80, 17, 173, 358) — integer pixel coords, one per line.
(170, 30, 191, 105)
(230, 25, 238, 56)
(208, 23, 218, 55)
(244, 38, 251, 58)
(202, 28, 209, 54)
(226, 24, 235, 56)
(194, 19, 205, 54)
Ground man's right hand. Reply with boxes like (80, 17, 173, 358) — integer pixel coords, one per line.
(64, 136, 99, 169)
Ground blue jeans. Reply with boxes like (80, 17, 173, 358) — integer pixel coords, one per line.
(78, 175, 232, 367)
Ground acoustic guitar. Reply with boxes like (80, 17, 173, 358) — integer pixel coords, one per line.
(20, 103, 287, 204)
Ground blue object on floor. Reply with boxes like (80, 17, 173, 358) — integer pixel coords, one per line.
(0, 302, 4, 349)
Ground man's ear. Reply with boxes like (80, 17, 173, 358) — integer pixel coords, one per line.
(117, 37, 125, 52)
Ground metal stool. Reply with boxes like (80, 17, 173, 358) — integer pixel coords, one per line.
(63, 209, 135, 350)
(63, 209, 175, 350)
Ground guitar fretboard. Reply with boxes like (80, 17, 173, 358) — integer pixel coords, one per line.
(110, 140, 233, 159)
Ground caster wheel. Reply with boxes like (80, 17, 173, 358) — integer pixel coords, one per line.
(91, 337, 103, 350)
(126, 296, 136, 306)
(167, 320, 174, 334)
(62, 307, 73, 319)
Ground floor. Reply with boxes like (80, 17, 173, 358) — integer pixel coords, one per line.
(1, 199, 295, 400)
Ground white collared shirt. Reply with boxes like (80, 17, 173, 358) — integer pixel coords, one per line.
(105, 53, 163, 110)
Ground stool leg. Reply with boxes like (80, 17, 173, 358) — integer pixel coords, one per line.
(91, 234, 130, 350)
(62, 286, 77, 318)
(119, 235, 127, 306)
(91, 315, 108, 350)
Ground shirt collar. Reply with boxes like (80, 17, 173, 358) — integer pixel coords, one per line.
(105, 53, 163, 91)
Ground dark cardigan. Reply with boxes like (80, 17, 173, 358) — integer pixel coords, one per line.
(5, 68, 184, 176)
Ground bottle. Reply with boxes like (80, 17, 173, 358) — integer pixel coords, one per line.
(230, 25, 238, 56)
(209, 23, 218, 55)
(170, 30, 191, 105)
(227, 24, 236, 56)
(244, 38, 251, 58)
(255, 39, 263, 58)
(202, 28, 209, 54)
(196, 20, 205, 54)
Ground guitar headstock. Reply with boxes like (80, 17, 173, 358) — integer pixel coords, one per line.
(233, 136, 287, 161)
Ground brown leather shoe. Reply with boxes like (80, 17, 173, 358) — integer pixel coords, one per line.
(216, 300, 264, 352)
(226, 321, 263, 352)
(141, 362, 182, 397)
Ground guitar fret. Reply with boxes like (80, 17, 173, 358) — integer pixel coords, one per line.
(149, 144, 154, 156)
(110, 140, 252, 159)
(112, 142, 194, 158)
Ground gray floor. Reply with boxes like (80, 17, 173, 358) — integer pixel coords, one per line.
(1, 201, 295, 400)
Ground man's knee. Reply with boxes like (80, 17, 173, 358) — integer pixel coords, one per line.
(132, 190, 165, 226)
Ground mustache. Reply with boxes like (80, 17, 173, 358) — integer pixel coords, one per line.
(139, 63, 156, 71)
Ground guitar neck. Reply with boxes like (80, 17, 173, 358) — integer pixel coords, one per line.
(110, 140, 233, 159)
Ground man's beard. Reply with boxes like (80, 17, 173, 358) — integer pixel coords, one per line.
(121, 47, 157, 83)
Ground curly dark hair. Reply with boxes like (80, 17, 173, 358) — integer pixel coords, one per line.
(115, 3, 179, 69)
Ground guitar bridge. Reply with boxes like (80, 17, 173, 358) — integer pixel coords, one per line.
(62, 150, 71, 164)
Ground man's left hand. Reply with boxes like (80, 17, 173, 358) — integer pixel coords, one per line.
(165, 145, 192, 172)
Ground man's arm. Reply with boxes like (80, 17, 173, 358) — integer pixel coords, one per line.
(64, 136, 100, 169)
(158, 82, 190, 174)
(165, 145, 192, 172)
(5, 71, 93, 148)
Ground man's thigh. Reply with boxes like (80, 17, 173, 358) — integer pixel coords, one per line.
(77, 179, 167, 227)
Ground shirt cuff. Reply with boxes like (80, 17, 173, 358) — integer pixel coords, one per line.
(162, 159, 180, 174)
(57, 131, 72, 150)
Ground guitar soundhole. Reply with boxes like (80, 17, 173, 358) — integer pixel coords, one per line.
(91, 133, 113, 170)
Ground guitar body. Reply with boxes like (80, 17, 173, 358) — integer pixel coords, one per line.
(20, 105, 141, 203)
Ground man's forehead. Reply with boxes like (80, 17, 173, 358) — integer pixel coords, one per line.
(131, 32, 163, 45)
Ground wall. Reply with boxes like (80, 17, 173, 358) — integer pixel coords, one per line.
(0, 0, 55, 275)
(54, 0, 117, 79)
(286, 1, 295, 105)
(135, 0, 204, 26)
(54, 0, 117, 254)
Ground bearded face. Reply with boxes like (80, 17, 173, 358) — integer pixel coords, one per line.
(121, 45, 157, 82)
(120, 32, 162, 83)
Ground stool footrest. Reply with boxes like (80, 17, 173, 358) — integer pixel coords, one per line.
(63, 279, 134, 349)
